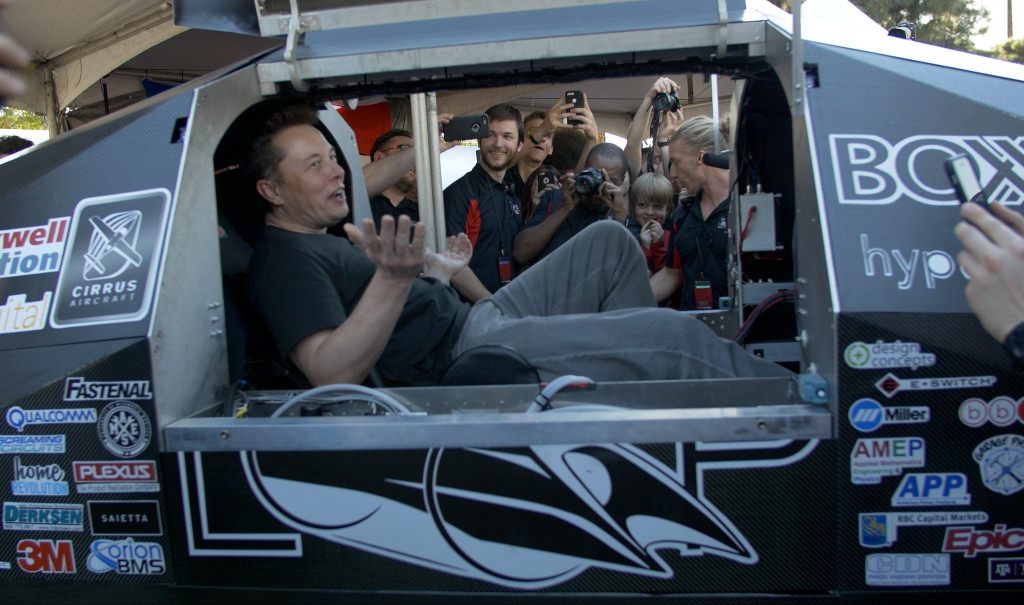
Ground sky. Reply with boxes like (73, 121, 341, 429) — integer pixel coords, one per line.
(973, 0, 1022, 49)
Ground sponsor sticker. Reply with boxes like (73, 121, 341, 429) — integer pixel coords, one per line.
(891, 473, 970, 507)
(5, 405, 96, 432)
(10, 457, 69, 497)
(860, 511, 989, 548)
(848, 398, 930, 433)
(972, 434, 1024, 496)
(875, 372, 996, 399)
(0, 434, 65, 455)
(844, 341, 937, 370)
(0, 561, 9, 570)
(989, 557, 1024, 583)
(73, 460, 159, 494)
(850, 437, 925, 484)
(858, 233, 959, 290)
(3, 502, 84, 531)
(865, 553, 950, 587)
(97, 401, 152, 459)
(0, 292, 52, 335)
(87, 500, 161, 536)
(0, 218, 69, 279)
(50, 189, 171, 329)
(16, 539, 75, 574)
(945, 524, 1024, 558)
(87, 538, 165, 575)
(63, 377, 152, 401)
(959, 397, 1022, 428)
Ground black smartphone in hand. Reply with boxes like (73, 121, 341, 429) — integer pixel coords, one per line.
(443, 114, 489, 141)
(945, 154, 987, 205)
(565, 90, 584, 126)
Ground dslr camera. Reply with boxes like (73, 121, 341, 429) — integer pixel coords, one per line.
(574, 167, 605, 197)
(652, 91, 680, 112)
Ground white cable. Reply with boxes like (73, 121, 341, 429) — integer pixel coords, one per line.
(270, 384, 413, 418)
(526, 375, 596, 414)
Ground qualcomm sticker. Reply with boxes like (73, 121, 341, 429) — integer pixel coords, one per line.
(848, 398, 930, 433)
(844, 341, 937, 370)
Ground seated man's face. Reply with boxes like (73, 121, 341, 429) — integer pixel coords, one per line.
(266, 125, 349, 228)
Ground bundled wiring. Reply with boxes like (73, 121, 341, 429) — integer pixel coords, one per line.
(270, 384, 412, 418)
(526, 375, 596, 413)
(733, 289, 796, 344)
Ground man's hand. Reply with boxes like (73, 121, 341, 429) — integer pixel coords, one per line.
(573, 93, 600, 143)
(438, 112, 460, 152)
(647, 76, 679, 101)
(658, 108, 685, 143)
(344, 215, 426, 281)
(598, 170, 628, 220)
(423, 233, 472, 284)
(640, 220, 663, 250)
(0, 0, 30, 99)
(955, 202, 1024, 343)
(558, 173, 580, 214)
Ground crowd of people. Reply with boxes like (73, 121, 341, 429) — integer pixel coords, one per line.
(2, 0, 1022, 387)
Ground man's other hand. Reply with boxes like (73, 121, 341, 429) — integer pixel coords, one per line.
(345, 215, 426, 281)
(423, 233, 472, 284)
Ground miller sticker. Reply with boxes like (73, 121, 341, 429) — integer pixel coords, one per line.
(97, 401, 152, 459)
(50, 189, 171, 328)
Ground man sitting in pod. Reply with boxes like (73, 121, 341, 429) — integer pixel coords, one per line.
(246, 105, 789, 387)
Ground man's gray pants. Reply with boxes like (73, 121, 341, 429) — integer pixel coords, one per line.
(455, 221, 791, 382)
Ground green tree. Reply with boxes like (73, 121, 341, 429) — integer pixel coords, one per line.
(990, 37, 1024, 63)
(766, 0, 988, 52)
(0, 107, 46, 130)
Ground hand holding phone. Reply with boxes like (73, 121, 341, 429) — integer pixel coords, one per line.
(443, 114, 489, 141)
(945, 154, 987, 205)
(565, 90, 584, 126)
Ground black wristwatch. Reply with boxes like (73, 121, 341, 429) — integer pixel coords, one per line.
(1003, 321, 1024, 369)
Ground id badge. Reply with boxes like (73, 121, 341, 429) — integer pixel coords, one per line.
(694, 280, 713, 310)
(498, 256, 513, 284)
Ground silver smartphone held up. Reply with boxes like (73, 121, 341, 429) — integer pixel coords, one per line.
(944, 154, 987, 205)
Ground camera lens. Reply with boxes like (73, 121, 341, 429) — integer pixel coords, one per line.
(471, 123, 480, 133)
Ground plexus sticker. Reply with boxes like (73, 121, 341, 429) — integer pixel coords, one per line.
(972, 434, 1024, 496)
(844, 340, 936, 370)
(850, 437, 925, 484)
(49, 189, 171, 329)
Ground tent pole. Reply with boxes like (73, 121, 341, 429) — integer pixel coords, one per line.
(44, 66, 59, 137)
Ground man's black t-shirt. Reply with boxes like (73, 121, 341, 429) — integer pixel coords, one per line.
(369, 194, 418, 230)
(666, 192, 729, 310)
(443, 164, 523, 293)
(247, 227, 470, 386)
(522, 189, 608, 263)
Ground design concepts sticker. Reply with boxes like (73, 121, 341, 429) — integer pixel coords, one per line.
(844, 341, 936, 370)
(97, 401, 152, 459)
(50, 189, 171, 328)
(972, 434, 1024, 496)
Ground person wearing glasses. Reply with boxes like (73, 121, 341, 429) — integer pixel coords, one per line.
(367, 129, 419, 230)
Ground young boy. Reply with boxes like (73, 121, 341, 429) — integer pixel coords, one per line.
(624, 172, 675, 273)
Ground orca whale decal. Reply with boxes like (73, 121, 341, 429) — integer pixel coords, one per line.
(228, 438, 818, 589)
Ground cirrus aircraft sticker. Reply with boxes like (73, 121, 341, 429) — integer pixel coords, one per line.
(49, 188, 171, 329)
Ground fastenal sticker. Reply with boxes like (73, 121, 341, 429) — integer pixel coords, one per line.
(851, 437, 925, 484)
(844, 341, 937, 370)
(860, 511, 989, 548)
(875, 373, 996, 399)
(989, 557, 1024, 583)
(972, 434, 1024, 496)
(865, 553, 950, 587)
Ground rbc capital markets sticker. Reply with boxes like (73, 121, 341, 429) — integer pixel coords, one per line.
(973, 434, 1024, 496)
(97, 401, 152, 459)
